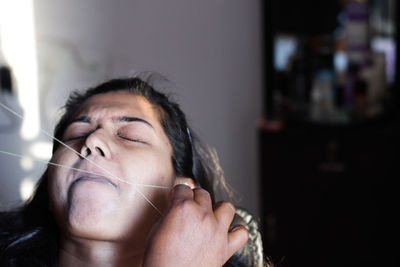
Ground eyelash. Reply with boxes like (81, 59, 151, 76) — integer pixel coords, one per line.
(117, 134, 146, 144)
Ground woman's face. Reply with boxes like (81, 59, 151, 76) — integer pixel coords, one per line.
(48, 91, 175, 242)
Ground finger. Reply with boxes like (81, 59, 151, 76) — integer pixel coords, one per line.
(227, 225, 249, 257)
(193, 188, 212, 210)
(214, 201, 236, 230)
(174, 177, 196, 189)
(170, 184, 194, 205)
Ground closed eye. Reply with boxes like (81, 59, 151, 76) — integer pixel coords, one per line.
(117, 134, 147, 144)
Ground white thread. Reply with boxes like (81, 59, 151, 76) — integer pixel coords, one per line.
(0, 150, 170, 189)
(0, 102, 166, 215)
(0, 101, 127, 183)
(136, 189, 163, 215)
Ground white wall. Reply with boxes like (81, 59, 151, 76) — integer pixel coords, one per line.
(0, 0, 262, 216)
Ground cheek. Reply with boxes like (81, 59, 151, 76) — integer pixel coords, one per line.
(47, 150, 76, 209)
(47, 165, 66, 209)
(120, 149, 175, 186)
(47, 168, 67, 227)
(119, 150, 174, 212)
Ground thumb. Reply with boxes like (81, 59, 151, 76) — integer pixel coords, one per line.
(227, 225, 249, 257)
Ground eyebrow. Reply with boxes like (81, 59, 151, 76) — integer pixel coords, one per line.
(115, 116, 154, 129)
(69, 115, 154, 129)
(70, 115, 90, 124)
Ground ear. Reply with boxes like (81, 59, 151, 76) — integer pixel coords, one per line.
(174, 177, 196, 189)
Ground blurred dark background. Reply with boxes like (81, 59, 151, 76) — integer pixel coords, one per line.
(260, 0, 399, 266)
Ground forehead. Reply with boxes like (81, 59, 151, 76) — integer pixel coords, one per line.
(76, 91, 160, 121)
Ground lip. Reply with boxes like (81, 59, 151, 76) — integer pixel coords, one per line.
(72, 176, 118, 188)
(70, 161, 120, 189)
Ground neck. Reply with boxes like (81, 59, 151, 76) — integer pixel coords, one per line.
(59, 235, 145, 267)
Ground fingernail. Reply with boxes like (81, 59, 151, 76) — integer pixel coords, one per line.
(174, 183, 191, 189)
(230, 225, 242, 232)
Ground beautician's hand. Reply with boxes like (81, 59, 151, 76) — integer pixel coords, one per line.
(143, 184, 249, 267)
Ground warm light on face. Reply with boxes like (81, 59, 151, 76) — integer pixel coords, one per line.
(0, 0, 39, 140)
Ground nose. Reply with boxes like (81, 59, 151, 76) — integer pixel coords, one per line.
(80, 129, 111, 159)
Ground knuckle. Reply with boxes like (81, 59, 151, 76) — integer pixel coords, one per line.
(198, 208, 211, 222)
(174, 184, 192, 193)
(174, 198, 196, 213)
(194, 188, 211, 198)
(220, 201, 235, 212)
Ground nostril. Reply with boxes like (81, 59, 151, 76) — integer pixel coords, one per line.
(95, 147, 105, 157)
(84, 147, 91, 157)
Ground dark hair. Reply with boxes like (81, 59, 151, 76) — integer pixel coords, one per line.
(0, 76, 266, 266)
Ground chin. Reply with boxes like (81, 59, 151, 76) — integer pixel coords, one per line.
(65, 183, 122, 239)
(66, 205, 126, 241)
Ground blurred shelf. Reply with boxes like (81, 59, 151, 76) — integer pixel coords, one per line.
(259, 117, 399, 266)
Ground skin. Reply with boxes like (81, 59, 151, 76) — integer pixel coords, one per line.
(143, 185, 249, 267)
(47, 91, 248, 266)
